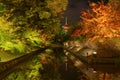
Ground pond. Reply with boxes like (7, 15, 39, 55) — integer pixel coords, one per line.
(59, 59, 89, 80)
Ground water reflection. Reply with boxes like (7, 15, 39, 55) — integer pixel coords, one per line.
(87, 54, 120, 80)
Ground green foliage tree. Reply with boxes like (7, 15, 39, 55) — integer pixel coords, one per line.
(0, 0, 68, 34)
(0, 0, 68, 52)
(0, 0, 68, 80)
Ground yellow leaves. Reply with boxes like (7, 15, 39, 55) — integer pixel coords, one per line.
(75, 2, 120, 41)
(46, 0, 68, 13)
(23, 29, 43, 47)
(0, 17, 12, 30)
(39, 53, 53, 64)
(0, 16, 20, 34)
(0, 40, 25, 53)
(41, 33, 53, 47)
(39, 11, 51, 19)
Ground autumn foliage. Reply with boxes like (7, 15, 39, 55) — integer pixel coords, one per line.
(71, 1, 120, 41)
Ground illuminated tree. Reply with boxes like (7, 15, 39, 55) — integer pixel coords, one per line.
(71, 0, 120, 41)
(0, 0, 68, 80)
(0, 0, 68, 52)
(0, 0, 68, 34)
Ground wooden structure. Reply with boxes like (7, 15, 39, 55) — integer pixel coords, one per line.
(87, 52, 120, 73)
(62, 17, 70, 32)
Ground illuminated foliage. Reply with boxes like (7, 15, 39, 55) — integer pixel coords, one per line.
(0, 0, 68, 80)
(0, 0, 68, 53)
(0, 16, 26, 53)
(6, 57, 43, 80)
(0, 16, 44, 53)
(71, 0, 120, 41)
(0, 0, 68, 35)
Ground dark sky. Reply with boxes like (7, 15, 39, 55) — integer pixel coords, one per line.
(61, 0, 109, 25)
(61, 0, 90, 24)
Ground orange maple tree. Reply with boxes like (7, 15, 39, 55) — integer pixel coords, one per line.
(71, 1, 120, 41)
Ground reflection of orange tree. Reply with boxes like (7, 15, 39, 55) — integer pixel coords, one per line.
(96, 40, 120, 58)
(71, 1, 120, 41)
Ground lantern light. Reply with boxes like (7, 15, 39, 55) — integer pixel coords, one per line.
(93, 51, 97, 55)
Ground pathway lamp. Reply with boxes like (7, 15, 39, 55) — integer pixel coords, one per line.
(93, 51, 97, 57)
(93, 69, 97, 73)
(92, 51, 97, 64)
(91, 51, 97, 73)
